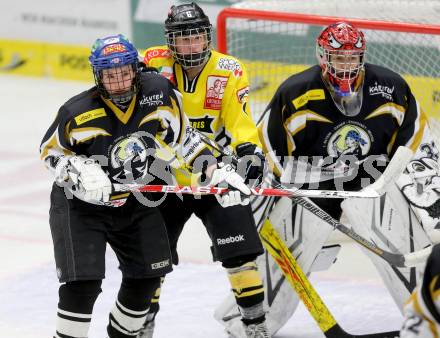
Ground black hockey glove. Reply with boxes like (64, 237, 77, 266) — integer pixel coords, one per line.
(236, 142, 266, 186)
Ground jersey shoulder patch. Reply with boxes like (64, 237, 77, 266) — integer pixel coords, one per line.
(143, 46, 172, 65)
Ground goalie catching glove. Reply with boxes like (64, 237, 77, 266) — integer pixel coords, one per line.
(209, 163, 251, 208)
(55, 156, 112, 205)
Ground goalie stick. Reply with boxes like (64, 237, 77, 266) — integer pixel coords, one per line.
(261, 218, 400, 338)
(192, 128, 432, 268)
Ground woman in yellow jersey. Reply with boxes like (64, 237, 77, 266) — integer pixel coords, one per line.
(139, 3, 269, 338)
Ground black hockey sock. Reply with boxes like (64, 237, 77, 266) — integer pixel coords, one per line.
(55, 280, 102, 338)
(107, 277, 161, 338)
(145, 276, 165, 322)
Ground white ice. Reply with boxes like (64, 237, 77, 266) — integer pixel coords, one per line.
(0, 74, 402, 337)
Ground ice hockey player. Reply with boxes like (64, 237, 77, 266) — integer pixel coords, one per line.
(138, 3, 269, 338)
(40, 34, 251, 338)
(216, 21, 440, 337)
(401, 243, 440, 337)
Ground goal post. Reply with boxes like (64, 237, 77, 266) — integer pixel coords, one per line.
(216, 5, 440, 133)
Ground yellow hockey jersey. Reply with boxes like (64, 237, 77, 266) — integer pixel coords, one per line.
(144, 46, 261, 185)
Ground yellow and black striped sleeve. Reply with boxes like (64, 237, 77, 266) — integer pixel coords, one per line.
(257, 88, 290, 178)
(390, 83, 430, 156)
(39, 106, 75, 174)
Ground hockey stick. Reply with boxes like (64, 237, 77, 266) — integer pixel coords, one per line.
(260, 217, 400, 338)
(113, 183, 380, 198)
(191, 127, 410, 197)
(192, 129, 432, 267)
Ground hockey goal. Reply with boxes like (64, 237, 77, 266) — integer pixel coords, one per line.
(217, 0, 440, 136)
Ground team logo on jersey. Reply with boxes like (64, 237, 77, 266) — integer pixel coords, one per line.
(216, 57, 243, 77)
(109, 135, 148, 181)
(140, 91, 164, 107)
(369, 82, 395, 101)
(204, 76, 227, 110)
(325, 122, 372, 159)
(189, 115, 214, 133)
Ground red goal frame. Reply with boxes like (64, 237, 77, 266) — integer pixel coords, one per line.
(216, 7, 440, 54)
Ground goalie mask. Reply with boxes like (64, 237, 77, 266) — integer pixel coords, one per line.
(316, 22, 366, 98)
(89, 34, 140, 105)
(165, 2, 212, 69)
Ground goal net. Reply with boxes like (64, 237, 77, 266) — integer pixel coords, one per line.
(217, 0, 440, 136)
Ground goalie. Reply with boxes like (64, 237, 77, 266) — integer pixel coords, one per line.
(215, 21, 440, 337)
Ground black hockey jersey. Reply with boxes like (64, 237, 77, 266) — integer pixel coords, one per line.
(40, 72, 210, 205)
(259, 63, 428, 189)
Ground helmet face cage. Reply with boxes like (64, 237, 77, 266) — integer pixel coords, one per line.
(166, 25, 212, 68)
(89, 34, 140, 104)
(316, 22, 366, 97)
(164, 3, 212, 68)
(93, 64, 139, 104)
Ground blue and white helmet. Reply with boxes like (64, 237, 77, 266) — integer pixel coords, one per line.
(89, 34, 140, 103)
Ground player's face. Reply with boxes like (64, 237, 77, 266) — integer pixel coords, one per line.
(101, 65, 135, 94)
(174, 34, 207, 54)
(329, 53, 361, 79)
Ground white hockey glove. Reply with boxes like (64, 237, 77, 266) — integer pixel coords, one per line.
(209, 163, 251, 208)
(55, 156, 112, 204)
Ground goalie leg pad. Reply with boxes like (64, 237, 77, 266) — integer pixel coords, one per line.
(215, 197, 335, 337)
(342, 182, 432, 312)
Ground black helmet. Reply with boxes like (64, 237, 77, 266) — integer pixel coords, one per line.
(165, 3, 212, 68)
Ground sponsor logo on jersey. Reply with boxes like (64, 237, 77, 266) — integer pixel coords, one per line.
(74, 108, 107, 125)
(216, 57, 243, 77)
(217, 234, 245, 246)
(204, 76, 227, 110)
(368, 82, 395, 100)
(237, 86, 249, 104)
(324, 121, 372, 159)
(144, 48, 171, 63)
(109, 135, 148, 181)
(140, 91, 164, 107)
(189, 115, 214, 133)
(151, 259, 170, 270)
(292, 89, 325, 109)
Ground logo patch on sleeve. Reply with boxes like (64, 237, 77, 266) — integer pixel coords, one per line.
(237, 86, 249, 104)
